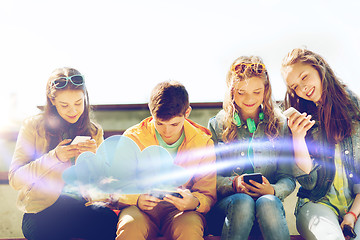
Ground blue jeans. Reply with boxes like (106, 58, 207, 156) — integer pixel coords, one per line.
(206, 193, 290, 240)
(296, 201, 360, 240)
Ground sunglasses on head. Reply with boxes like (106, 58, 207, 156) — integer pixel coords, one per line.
(51, 75, 85, 89)
(231, 63, 266, 75)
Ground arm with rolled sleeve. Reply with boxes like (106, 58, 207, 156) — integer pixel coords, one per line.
(272, 162, 296, 201)
(272, 141, 296, 201)
(290, 125, 320, 191)
(293, 162, 320, 191)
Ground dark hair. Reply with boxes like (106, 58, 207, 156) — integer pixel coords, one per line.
(43, 67, 97, 150)
(282, 48, 360, 143)
(148, 81, 189, 120)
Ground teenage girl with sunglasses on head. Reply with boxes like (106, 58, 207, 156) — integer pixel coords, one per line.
(206, 56, 295, 240)
(282, 48, 360, 240)
(9, 67, 118, 240)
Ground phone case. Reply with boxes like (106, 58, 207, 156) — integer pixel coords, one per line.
(71, 136, 91, 145)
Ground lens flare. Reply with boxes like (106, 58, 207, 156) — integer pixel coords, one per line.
(12, 133, 351, 206)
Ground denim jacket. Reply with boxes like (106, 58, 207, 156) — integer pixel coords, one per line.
(208, 110, 296, 201)
(294, 90, 360, 203)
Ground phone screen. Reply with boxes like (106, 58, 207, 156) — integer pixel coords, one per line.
(243, 173, 263, 187)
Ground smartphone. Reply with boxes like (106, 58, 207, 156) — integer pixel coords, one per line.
(343, 224, 357, 238)
(71, 136, 91, 145)
(149, 189, 183, 200)
(243, 173, 263, 187)
(283, 107, 301, 119)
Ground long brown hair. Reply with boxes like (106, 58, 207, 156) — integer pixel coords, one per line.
(222, 56, 280, 142)
(43, 67, 97, 151)
(282, 48, 360, 143)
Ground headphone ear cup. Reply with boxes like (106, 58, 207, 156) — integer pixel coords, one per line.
(246, 118, 256, 133)
(233, 112, 242, 127)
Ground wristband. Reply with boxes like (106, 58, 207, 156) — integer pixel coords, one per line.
(346, 211, 357, 222)
(347, 211, 358, 221)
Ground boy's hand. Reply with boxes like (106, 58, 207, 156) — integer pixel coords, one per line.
(163, 189, 199, 212)
(137, 194, 161, 211)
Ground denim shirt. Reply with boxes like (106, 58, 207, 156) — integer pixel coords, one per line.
(208, 110, 296, 201)
(294, 111, 360, 202)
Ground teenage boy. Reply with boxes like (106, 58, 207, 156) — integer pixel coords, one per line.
(116, 81, 216, 240)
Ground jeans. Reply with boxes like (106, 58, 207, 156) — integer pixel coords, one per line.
(296, 201, 360, 240)
(206, 193, 290, 240)
(22, 195, 118, 240)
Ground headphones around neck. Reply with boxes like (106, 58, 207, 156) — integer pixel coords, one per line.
(233, 111, 264, 133)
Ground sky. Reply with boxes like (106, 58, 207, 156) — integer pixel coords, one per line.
(1, 0, 360, 129)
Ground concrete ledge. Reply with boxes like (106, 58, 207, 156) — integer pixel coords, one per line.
(0, 183, 301, 238)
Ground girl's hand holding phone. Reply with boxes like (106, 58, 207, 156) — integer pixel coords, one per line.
(55, 136, 96, 163)
(243, 176, 275, 197)
(285, 107, 315, 139)
(233, 175, 246, 193)
(70, 136, 96, 154)
(55, 139, 80, 162)
(76, 139, 97, 154)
